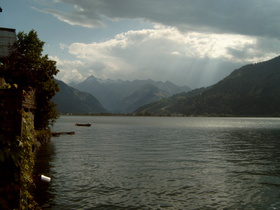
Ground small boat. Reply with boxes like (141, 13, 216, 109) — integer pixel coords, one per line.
(51, 131, 75, 136)
(75, 123, 91, 127)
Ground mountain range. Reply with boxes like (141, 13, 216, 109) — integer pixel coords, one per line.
(70, 76, 191, 113)
(52, 80, 107, 114)
(135, 55, 280, 116)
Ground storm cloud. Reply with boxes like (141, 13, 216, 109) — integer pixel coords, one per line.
(51, 25, 279, 87)
(45, 0, 280, 38)
(38, 0, 280, 88)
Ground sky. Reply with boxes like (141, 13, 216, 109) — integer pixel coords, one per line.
(1, 0, 280, 88)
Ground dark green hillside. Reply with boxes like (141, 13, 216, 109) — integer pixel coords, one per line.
(135, 56, 280, 116)
(135, 88, 206, 115)
(53, 80, 107, 114)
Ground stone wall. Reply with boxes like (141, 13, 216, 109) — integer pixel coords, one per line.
(0, 89, 36, 209)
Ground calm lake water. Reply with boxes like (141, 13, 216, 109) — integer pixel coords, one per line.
(34, 116, 280, 209)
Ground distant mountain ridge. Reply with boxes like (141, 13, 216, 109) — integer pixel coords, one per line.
(53, 80, 107, 114)
(70, 76, 191, 113)
(136, 55, 280, 116)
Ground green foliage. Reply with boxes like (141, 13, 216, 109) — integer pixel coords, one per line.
(0, 83, 18, 89)
(0, 30, 59, 129)
(19, 111, 39, 209)
(0, 103, 39, 209)
(36, 129, 51, 144)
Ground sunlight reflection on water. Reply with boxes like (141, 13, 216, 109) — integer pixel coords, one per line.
(35, 117, 280, 209)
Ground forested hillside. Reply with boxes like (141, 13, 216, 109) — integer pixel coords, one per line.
(135, 56, 280, 116)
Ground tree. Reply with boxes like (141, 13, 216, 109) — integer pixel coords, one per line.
(0, 30, 59, 129)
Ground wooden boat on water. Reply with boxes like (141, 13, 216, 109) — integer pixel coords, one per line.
(51, 131, 75, 137)
(75, 123, 91, 127)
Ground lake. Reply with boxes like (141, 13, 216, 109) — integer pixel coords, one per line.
(34, 116, 280, 209)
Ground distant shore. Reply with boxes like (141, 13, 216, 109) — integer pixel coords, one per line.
(58, 113, 280, 118)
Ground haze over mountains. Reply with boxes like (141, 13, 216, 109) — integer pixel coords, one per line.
(53, 55, 280, 116)
(136, 55, 280, 117)
(70, 76, 191, 113)
(53, 80, 107, 114)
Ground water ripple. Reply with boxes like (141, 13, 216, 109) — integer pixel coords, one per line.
(35, 116, 280, 209)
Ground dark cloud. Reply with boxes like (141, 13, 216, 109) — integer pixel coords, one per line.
(40, 0, 280, 87)
(49, 0, 280, 38)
